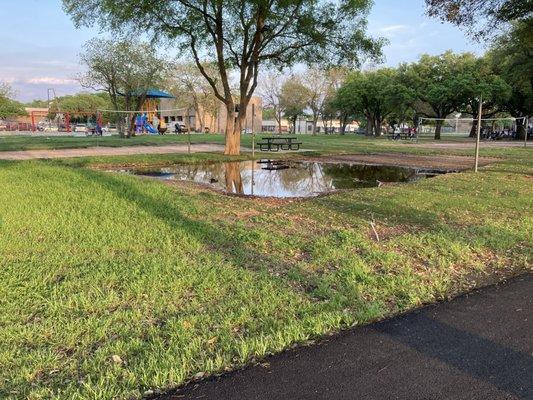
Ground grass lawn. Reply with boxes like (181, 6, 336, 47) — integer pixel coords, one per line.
(0, 136, 531, 399)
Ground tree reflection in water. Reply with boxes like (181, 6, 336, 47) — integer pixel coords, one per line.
(134, 161, 424, 198)
(225, 162, 244, 194)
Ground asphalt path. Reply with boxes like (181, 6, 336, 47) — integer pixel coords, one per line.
(163, 274, 532, 400)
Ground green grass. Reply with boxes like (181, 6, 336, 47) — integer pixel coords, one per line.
(0, 136, 531, 399)
(0, 132, 528, 160)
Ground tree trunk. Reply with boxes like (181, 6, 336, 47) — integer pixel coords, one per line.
(365, 117, 373, 136)
(291, 116, 298, 134)
(340, 114, 347, 135)
(224, 101, 240, 155)
(516, 118, 526, 140)
(184, 107, 192, 133)
(374, 118, 382, 137)
(312, 116, 318, 136)
(469, 120, 477, 138)
(225, 162, 243, 194)
(434, 120, 442, 140)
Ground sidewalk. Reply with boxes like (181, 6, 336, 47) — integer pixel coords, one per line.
(166, 274, 532, 400)
(0, 144, 226, 160)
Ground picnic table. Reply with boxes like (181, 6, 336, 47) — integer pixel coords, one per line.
(388, 132, 418, 142)
(257, 136, 302, 151)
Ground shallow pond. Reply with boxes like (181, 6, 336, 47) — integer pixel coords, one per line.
(125, 160, 440, 198)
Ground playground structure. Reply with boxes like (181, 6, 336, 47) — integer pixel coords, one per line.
(26, 110, 104, 134)
(0, 89, 175, 136)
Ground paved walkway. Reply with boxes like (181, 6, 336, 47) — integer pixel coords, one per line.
(0, 144, 227, 160)
(165, 274, 532, 400)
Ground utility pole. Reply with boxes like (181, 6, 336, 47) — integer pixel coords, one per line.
(474, 95, 482, 172)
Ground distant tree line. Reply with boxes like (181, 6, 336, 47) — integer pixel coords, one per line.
(262, 25, 531, 140)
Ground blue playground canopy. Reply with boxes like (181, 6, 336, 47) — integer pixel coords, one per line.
(145, 89, 174, 99)
(119, 89, 174, 99)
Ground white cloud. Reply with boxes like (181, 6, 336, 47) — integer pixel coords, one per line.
(377, 24, 408, 33)
(26, 77, 77, 85)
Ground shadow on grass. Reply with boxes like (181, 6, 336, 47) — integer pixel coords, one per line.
(73, 167, 302, 288)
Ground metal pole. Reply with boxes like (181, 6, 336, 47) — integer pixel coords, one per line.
(251, 103, 255, 159)
(525, 116, 528, 148)
(474, 95, 482, 172)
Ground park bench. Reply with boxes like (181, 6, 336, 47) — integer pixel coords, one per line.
(257, 136, 302, 151)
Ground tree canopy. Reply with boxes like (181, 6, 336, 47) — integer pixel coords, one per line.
(63, 0, 382, 154)
(425, 0, 532, 38)
(487, 19, 533, 138)
(280, 75, 309, 134)
(0, 82, 27, 119)
(400, 52, 478, 139)
(337, 68, 413, 136)
(78, 38, 166, 137)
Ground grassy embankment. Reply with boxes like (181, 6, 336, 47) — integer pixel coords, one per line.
(0, 135, 531, 399)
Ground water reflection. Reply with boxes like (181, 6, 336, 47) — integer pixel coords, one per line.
(134, 160, 426, 198)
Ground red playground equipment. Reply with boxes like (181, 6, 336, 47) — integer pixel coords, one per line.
(29, 110, 104, 133)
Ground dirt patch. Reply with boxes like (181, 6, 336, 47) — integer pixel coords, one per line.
(304, 153, 499, 171)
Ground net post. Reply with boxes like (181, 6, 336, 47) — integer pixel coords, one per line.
(474, 95, 482, 173)
(251, 103, 256, 159)
(525, 116, 528, 148)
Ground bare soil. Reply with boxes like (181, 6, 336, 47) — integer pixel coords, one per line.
(305, 153, 499, 171)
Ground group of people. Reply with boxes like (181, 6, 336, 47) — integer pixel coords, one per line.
(134, 113, 168, 135)
(480, 127, 516, 140)
(391, 125, 418, 140)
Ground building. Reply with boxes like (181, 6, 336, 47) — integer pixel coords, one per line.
(262, 118, 360, 134)
(159, 96, 262, 134)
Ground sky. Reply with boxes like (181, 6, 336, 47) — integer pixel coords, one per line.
(0, 0, 486, 102)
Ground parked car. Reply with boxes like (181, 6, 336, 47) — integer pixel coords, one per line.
(73, 123, 87, 132)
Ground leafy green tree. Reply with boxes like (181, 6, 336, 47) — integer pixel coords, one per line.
(488, 19, 533, 139)
(336, 68, 414, 136)
(63, 0, 382, 154)
(400, 52, 477, 139)
(78, 38, 166, 137)
(457, 56, 512, 136)
(25, 99, 49, 108)
(331, 85, 360, 135)
(49, 93, 109, 114)
(0, 82, 27, 119)
(280, 76, 309, 134)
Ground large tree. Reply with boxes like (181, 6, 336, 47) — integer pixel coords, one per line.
(488, 19, 533, 139)
(336, 68, 413, 136)
(78, 38, 166, 137)
(457, 56, 512, 137)
(168, 63, 221, 132)
(280, 76, 309, 134)
(259, 72, 285, 134)
(400, 52, 476, 139)
(302, 68, 332, 135)
(63, 0, 381, 154)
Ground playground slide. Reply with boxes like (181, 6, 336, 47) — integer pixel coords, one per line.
(145, 123, 159, 135)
